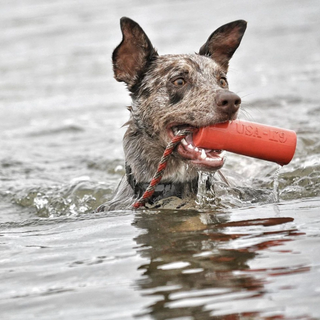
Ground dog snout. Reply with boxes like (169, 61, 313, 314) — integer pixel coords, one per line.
(215, 90, 241, 119)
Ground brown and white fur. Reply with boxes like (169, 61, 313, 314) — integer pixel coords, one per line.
(98, 17, 247, 211)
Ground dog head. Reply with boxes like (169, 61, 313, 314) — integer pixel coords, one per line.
(112, 17, 247, 183)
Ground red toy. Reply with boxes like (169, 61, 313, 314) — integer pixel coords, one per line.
(193, 120, 297, 165)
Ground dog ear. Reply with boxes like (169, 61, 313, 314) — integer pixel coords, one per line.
(199, 20, 247, 71)
(112, 17, 158, 88)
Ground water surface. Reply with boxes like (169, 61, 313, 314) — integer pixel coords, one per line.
(1, 1, 320, 319)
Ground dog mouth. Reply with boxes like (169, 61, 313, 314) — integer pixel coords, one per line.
(167, 123, 225, 170)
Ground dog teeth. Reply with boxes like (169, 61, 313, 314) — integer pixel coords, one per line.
(200, 149, 206, 160)
(182, 141, 224, 163)
(187, 144, 194, 150)
(181, 138, 188, 146)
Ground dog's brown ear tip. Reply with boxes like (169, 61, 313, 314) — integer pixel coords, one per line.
(120, 17, 137, 28)
(120, 16, 131, 23)
(236, 20, 248, 31)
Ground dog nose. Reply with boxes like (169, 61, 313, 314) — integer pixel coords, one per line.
(215, 90, 241, 119)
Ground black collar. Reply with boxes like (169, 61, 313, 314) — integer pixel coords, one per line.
(125, 164, 198, 205)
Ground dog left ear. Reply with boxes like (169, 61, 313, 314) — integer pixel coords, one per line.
(112, 17, 158, 89)
(199, 20, 247, 71)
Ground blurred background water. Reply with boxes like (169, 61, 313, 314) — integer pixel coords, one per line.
(1, 0, 320, 319)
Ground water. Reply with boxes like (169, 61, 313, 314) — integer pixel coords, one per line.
(272, 166, 281, 203)
(1, 0, 320, 319)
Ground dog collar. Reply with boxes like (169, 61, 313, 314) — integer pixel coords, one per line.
(125, 164, 198, 205)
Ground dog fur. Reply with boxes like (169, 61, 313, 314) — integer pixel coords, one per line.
(98, 17, 247, 211)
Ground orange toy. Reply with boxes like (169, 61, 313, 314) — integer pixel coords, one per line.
(193, 120, 297, 165)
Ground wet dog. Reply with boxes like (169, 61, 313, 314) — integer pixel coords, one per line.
(98, 17, 246, 211)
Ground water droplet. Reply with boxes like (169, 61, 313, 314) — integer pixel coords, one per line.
(273, 165, 281, 203)
(196, 171, 216, 208)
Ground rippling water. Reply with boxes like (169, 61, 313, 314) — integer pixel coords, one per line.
(1, 0, 320, 319)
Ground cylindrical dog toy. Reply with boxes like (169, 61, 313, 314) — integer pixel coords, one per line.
(193, 120, 297, 165)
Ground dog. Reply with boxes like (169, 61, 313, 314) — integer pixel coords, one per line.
(97, 17, 247, 211)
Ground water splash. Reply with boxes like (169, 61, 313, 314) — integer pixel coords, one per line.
(196, 168, 277, 210)
(196, 171, 216, 208)
(273, 165, 281, 203)
(14, 179, 113, 217)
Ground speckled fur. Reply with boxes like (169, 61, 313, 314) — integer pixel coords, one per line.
(125, 54, 232, 182)
(101, 17, 247, 210)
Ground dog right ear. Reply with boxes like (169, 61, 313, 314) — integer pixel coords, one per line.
(199, 20, 247, 71)
(112, 17, 158, 89)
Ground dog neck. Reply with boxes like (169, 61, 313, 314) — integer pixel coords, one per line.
(125, 164, 199, 205)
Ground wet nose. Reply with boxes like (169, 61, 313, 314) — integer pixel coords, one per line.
(215, 90, 241, 119)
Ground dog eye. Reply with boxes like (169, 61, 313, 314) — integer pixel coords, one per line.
(219, 78, 228, 88)
(172, 78, 186, 86)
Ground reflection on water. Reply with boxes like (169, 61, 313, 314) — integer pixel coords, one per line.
(1, 0, 320, 319)
(134, 201, 319, 319)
